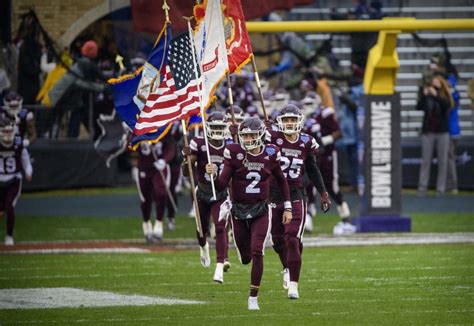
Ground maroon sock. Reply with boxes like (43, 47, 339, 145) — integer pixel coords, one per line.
(215, 224, 228, 263)
(250, 254, 263, 295)
(272, 237, 288, 269)
(286, 235, 302, 282)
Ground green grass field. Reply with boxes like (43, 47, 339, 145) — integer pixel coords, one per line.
(2, 188, 473, 324)
(1, 212, 473, 242)
(1, 244, 473, 325)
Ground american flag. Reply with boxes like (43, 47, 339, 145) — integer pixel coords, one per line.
(134, 33, 202, 136)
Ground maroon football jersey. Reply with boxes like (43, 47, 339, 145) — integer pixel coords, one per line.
(137, 135, 176, 171)
(0, 138, 24, 177)
(190, 136, 232, 185)
(266, 129, 318, 189)
(217, 143, 286, 204)
(307, 107, 340, 155)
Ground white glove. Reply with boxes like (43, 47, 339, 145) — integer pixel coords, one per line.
(131, 166, 139, 182)
(218, 197, 233, 222)
(23, 139, 30, 147)
(154, 159, 166, 171)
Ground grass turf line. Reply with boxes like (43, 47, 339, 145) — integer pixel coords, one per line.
(0, 244, 472, 325)
(1, 212, 473, 242)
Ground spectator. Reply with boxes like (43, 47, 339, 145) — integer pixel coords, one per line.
(416, 76, 453, 197)
(49, 40, 106, 138)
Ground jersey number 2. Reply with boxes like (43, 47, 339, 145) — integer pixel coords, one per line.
(245, 171, 261, 193)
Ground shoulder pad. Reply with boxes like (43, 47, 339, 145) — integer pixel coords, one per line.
(300, 133, 310, 144)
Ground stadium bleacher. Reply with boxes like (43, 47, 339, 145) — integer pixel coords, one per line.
(289, 0, 474, 138)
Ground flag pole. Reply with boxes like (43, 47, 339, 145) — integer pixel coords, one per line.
(181, 120, 204, 238)
(225, 73, 238, 142)
(250, 56, 269, 121)
(184, 16, 217, 201)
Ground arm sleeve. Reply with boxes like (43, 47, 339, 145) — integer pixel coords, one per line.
(21, 148, 33, 177)
(305, 152, 327, 194)
(272, 151, 291, 202)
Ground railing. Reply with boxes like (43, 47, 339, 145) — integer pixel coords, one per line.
(25, 92, 96, 141)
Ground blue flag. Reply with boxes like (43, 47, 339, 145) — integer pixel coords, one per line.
(108, 24, 172, 149)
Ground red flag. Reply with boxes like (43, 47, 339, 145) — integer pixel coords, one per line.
(194, 0, 253, 73)
(223, 0, 253, 72)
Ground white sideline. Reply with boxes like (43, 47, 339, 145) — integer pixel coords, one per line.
(303, 232, 474, 247)
(0, 288, 204, 309)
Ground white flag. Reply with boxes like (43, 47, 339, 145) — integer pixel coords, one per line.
(193, 0, 229, 109)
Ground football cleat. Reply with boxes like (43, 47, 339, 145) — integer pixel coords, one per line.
(213, 263, 224, 283)
(333, 221, 357, 235)
(4, 235, 14, 246)
(336, 201, 351, 219)
(200, 242, 211, 268)
(223, 260, 231, 272)
(248, 296, 260, 310)
(188, 206, 196, 218)
(153, 221, 164, 240)
(304, 213, 314, 233)
(282, 268, 290, 290)
(288, 281, 299, 299)
(167, 218, 175, 231)
(308, 203, 317, 217)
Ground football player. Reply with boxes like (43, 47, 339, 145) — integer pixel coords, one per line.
(306, 104, 356, 235)
(130, 134, 176, 243)
(225, 106, 245, 128)
(165, 121, 183, 231)
(1, 91, 36, 147)
(267, 104, 331, 299)
(206, 117, 292, 310)
(0, 116, 32, 245)
(182, 111, 232, 283)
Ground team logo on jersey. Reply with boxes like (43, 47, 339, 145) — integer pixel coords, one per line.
(237, 153, 244, 160)
(276, 138, 283, 145)
(264, 156, 269, 160)
(265, 146, 276, 156)
(300, 143, 305, 148)
(300, 134, 309, 143)
(201, 145, 207, 152)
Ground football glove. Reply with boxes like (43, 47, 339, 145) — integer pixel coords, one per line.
(154, 159, 166, 171)
(320, 191, 331, 213)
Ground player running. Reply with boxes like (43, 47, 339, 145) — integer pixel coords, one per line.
(0, 116, 32, 245)
(182, 111, 232, 283)
(206, 116, 292, 310)
(130, 134, 176, 243)
(266, 104, 331, 299)
(306, 104, 355, 235)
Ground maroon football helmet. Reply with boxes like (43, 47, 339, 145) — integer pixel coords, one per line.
(225, 106, 245, 125)
(205, 111, 228, 140)
(277, 104, 304, 135)
(0, 115, 15, 146)
(3, 91, 23, 116)
(238, 117, 266, 151)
